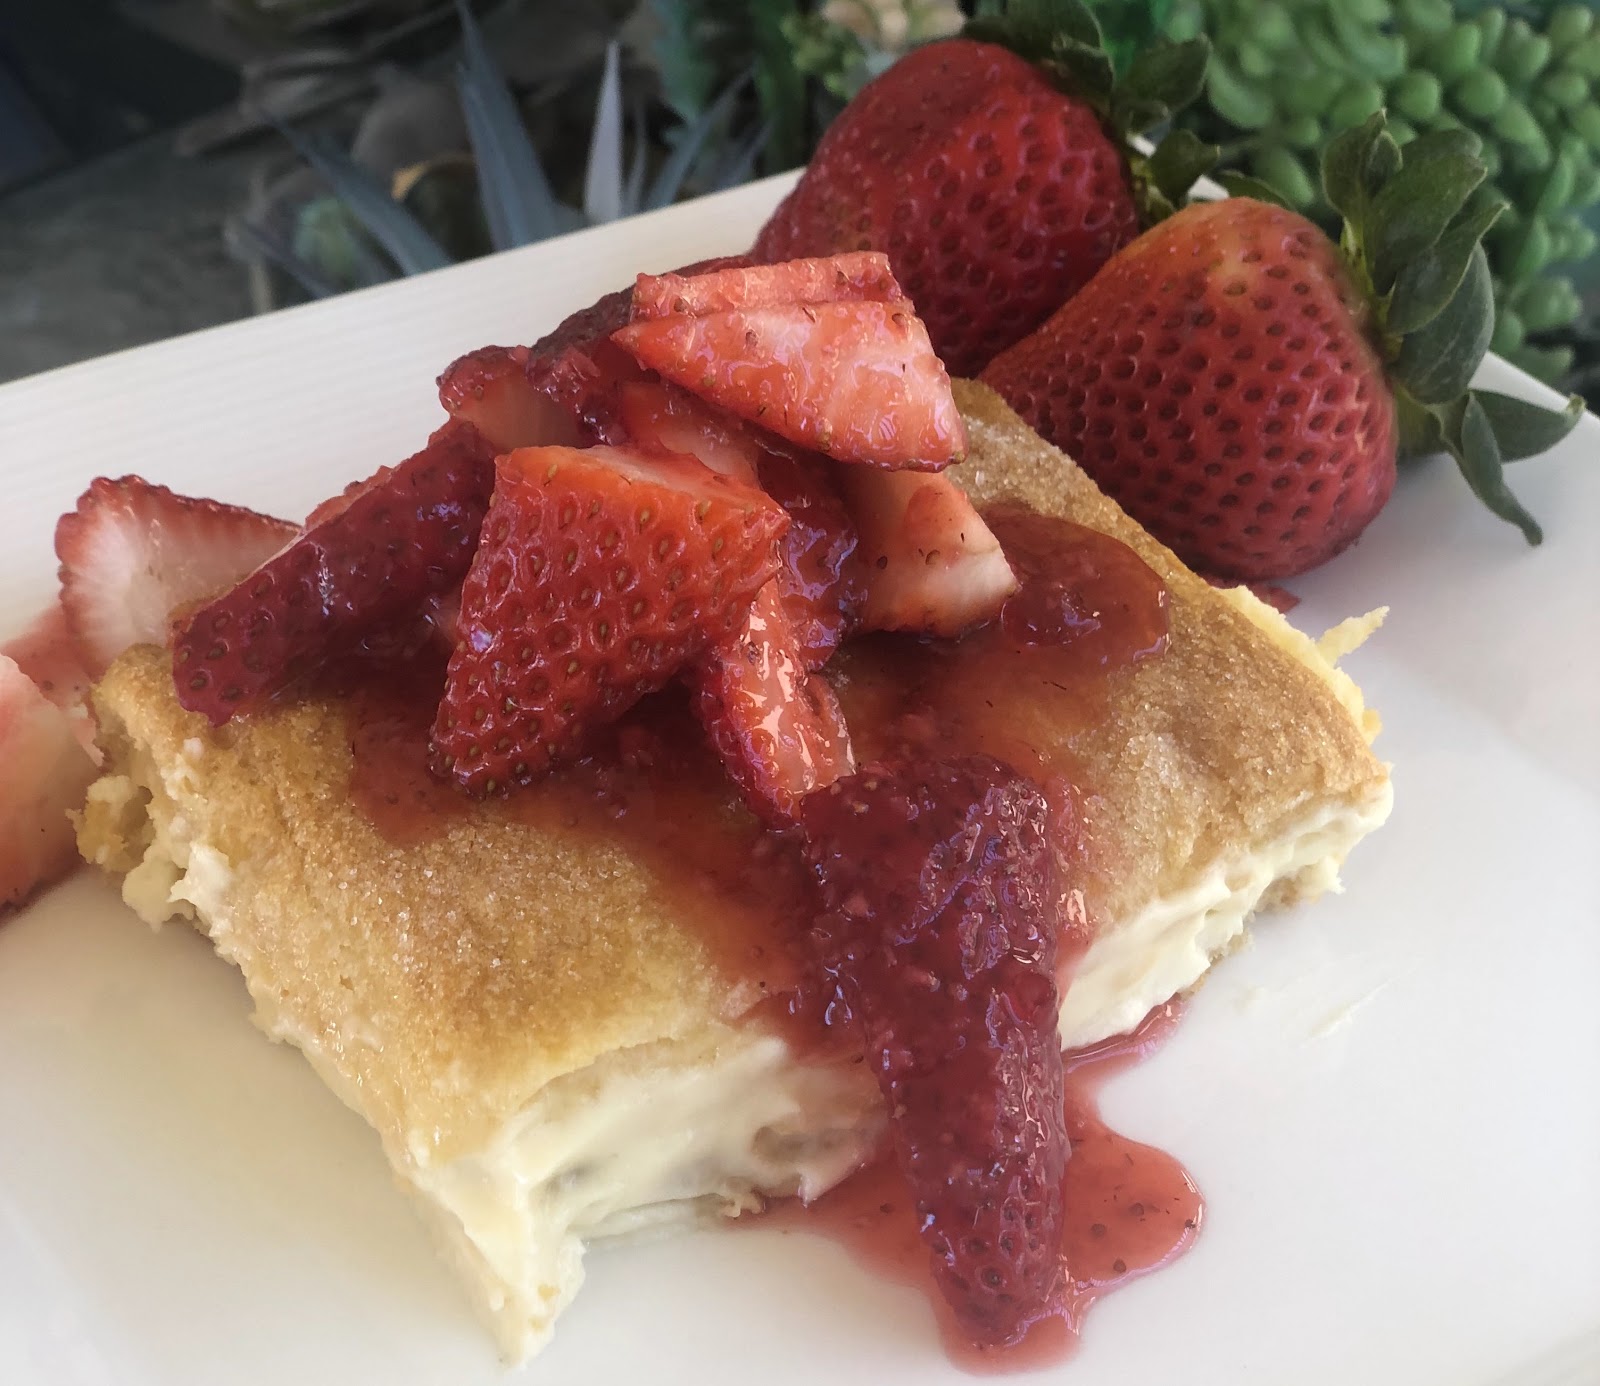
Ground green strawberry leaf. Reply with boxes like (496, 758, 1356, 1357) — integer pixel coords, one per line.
(1395, 127, 1483, 167)
(1386, 198, 1506, 336)
(1318, 110, 1577, 546)
(1450, 394, 1542, 543)
(1368, 150, 1486, 294)
(1322, 111, 1388, 226)
(1119, 37, 1209, 119)
(1391, 244, 1494, 407)
(1214, 170, 1292, 208)
(1472, 388, 1584, 462)
(1048, 38, 1116, 105)
(1146, 128, 1219, 208)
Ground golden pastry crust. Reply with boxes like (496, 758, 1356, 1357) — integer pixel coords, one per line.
(946, 379, 1388, 926)
(79, 383, 1387, 1170)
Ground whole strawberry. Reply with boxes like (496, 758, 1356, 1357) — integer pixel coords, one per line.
(754, 2, 1214, 377)
(983, 114, 1585, 579)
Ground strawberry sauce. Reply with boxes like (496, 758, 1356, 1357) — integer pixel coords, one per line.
(759, 1002, 1201, 1373)
(335, 503, 1190, 1363)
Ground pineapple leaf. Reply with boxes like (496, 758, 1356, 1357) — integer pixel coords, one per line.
(584, 42, 626, 225)
(645, 69, 750, 211)
(454, 0, 562, 249)
(622, 97, 650, 218)
(228, 217, 345, 300)
(267, 118, 451, 276)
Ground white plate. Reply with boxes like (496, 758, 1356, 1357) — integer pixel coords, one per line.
(2, 173, 1597, 1386)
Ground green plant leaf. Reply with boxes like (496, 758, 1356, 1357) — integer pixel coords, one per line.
(1322, 111, 1387, 224)
(710, 119, 773, 190)
(1399, 126, 1484, 166)
(1472, 388, 1584, 462)
(229, 216, 343, 300)
(622, 97, 649, 218)
(750, 0, 807, 173)
(1215, 170, 1292, 208)
(584, 42, 625, 225)
(454, 0, 562, 249)
(1449, 393, 1542, 542)
(1145, 127, 1218, 206)
(269, 119, 451, 276)
(1045, 37, 1116, 105)
(1368, 150, 1486, 292)
(1391, 243, 1494, 406)
(1119, 36, 1210, 116)
(1386, 197, 1505, 335)
(645, 69, 750, 211)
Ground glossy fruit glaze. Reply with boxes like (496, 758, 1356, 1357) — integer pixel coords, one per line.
(757, 1001, 1201, 1372)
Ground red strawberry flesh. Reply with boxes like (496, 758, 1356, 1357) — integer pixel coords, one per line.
(1, 654, 96, 913)
(689, 583, 855, 827)
(800, 755, 1067, 1347)
(754, 451, 863, 668)
(431, 444, 788, 793)
(56, 476, 298, 678)
(613, 295, 966, 471)
(631, 251, 902, 320)
(838, 466, 1016, 637)
(171, 420, 497, 724)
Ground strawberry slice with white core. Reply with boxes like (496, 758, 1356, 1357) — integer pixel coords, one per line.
(1, 654, 96, 913)
(437, 344, 587, 453)
(172, 420, 497, 724)
(431, 444, 788, 794)
(612, 280, 967, 472)
(630, 251, 902, 320)
(55, 476, 298, 679)
(838, 466, 1016, 637)
(690, 583, 856, 827)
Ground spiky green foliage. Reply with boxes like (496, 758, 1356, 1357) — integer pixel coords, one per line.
(1163, 0, 1600, 388)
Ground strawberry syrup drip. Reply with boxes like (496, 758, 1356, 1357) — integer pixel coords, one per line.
(341, 653, 815, 1019)
(336, 503, 1190, 1362)
(758, 1002, 1201, 1373)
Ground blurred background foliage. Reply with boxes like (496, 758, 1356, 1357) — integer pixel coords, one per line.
(172, 0, 1600, 399)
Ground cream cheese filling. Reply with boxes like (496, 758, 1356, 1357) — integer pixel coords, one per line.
(85, 735, 1392, 1363)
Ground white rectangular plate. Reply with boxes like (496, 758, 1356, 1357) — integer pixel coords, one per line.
(1, 173, 1597, 1386)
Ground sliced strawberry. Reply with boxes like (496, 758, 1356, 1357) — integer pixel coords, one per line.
(54, 477, 298, 679)
(837, 466, 1015, 637)
(2, 603, 94, 731)
(800, 756, 1067, 1347)
(616, 379, 761, 484)
(755, 452, 862, 668)
(172, 420, 496, 724)
(437, 340, 640, 452)
(690, 584, 855, 826)
(437, 345, 586, 453)
(617, 382, 863, 668)
(612, 298, 967, 471)
(431, 444, 787, 794)
(1, 654, 97, 913)
(630, 251, 901, 320)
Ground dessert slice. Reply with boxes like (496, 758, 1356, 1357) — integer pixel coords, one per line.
(74, 380, 1390, 1360)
